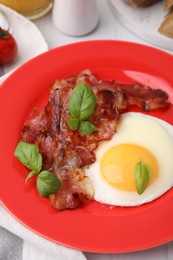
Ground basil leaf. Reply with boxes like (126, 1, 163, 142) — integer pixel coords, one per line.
(67, 117, 79, 130)
(134, 160, 152, 195)
(68, 83, 96, 121)
(25, 170, 38, 183)
(78, 121, 97, 135)
(14, 142, 42, 173)
(37, 171, 61, 197)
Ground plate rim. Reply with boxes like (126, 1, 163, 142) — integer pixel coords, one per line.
(0, 40, 173, 253)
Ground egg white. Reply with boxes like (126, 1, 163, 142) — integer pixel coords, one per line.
(85, 112, 173, 206)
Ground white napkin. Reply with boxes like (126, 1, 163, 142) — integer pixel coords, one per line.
(0, 204, 86, 260)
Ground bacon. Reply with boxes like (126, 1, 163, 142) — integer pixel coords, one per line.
(20, 69, 169, 210)
(116, 83, 169, 111)
(75, 146, 96, 165)
(49, 165, 94, 210)
(22, 108, 45, 144)
(49, 190, 86, 210)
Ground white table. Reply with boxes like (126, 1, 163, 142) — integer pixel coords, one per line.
(2, 0, 173, 259)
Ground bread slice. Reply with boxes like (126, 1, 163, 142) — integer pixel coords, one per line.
(159, 11, 173, 38)
(127, 0, 162, 7)
(164, 0, 173, 10)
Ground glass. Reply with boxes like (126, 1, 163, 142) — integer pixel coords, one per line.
(0, 0, 53, 19)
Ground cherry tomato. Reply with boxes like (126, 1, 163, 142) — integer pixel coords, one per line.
(0, 27, 17, 65)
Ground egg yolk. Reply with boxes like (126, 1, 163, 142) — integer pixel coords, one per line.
(100, 144, 158, 191)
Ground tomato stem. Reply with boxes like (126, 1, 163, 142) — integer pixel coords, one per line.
(0, 27, 9, 39)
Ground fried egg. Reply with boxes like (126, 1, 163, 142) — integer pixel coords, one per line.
(85, 112, 173, 206)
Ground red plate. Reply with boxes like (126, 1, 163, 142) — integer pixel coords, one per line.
(0, 40, 173, 253)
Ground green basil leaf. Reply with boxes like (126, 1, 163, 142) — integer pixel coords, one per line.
(37, 171, 61, 197)
(134, 160, 152, 195)
(68, 83, 96, 121)
(25, 170, 38, 183)
(78, 121, 97, 135)
(14, 142, 42, 173)
(67, 117, 79, 130)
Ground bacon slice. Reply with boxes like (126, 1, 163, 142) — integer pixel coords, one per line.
(116, 83, 169, 111)
(20, 69, 169, 210)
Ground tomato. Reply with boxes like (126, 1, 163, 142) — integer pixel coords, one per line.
(0, 27, 17, 65)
